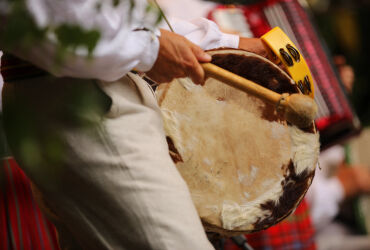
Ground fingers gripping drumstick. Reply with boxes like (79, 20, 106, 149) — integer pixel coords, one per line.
(202, 63, 317, 128)
(151, 1, 316, 128)
(151, 0, 316, 127)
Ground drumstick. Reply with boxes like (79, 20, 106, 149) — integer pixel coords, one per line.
(202, 63, 317, 128)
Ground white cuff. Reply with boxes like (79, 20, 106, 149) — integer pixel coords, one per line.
(221, 33, 239, 49)
(135, 30, 160, 72)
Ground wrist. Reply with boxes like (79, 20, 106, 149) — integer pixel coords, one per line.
(136, 29, 160, 72)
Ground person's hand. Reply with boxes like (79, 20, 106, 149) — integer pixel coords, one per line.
(336, 165, 370, 198)
(238, 37, 270, 58)
(146, 29, 211, 85)
(239, 37, 286, 71)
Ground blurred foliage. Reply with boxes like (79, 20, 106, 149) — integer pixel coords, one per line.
(0, 0, 163, 60)
(1, 77, 112, 174)
(54, 24, 101, 62)
(0, 0, 47, 51)
(0, 0, 101, 58)
(0, 0, 164, 161)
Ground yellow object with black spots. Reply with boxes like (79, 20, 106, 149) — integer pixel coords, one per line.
(261, 27, 315, 98)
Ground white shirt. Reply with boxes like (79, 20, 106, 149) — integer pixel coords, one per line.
(0, 50, 3, 111)
(0, 0, 238, 82)
(306, 145, 345, 231)
(157, 0, 217, 21)
(0, 50, 3, 85)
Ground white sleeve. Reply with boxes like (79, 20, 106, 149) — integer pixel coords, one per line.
(4, 0, 160, 82)
(165, 18, 240, 50)
(0, 51, 3, 111)
(2, 1, 238, 81)
(306, 170, 345, 231)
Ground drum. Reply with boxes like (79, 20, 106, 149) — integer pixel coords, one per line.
(156, 49, 320, 235)
(207, 1, 361, 148)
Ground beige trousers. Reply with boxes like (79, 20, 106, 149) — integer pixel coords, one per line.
(2, 73, 214, 250)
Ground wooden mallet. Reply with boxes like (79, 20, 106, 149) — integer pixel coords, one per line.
(202, 63, 317, 128)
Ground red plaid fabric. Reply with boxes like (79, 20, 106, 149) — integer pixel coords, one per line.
(0, 157, 60, 250)
(224, 199, 316, 250)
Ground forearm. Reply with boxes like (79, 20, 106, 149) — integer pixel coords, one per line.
(163, 18, 269, 59)
(10, 29, 159, 82)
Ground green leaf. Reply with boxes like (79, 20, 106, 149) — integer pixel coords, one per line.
(1, 2, 47, 50)
(55, 24, 101, 56)
(0, 0, 161, 64)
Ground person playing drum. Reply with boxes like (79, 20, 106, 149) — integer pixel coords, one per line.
(0, 1, 269, 249)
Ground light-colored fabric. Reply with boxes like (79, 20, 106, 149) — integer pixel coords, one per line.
(166, 18, 239, 50)
(157, 0, 216, 21)
(0, 0, 238, 82)
(1, 0, 160, 81)
(157, 0, 239, 49)
(2, 74, 214, 250)
(306, 145, 345, 231)
(0, 51, 2, 111)
(307, 175, 344, 231)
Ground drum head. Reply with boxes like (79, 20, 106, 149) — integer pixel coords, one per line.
(156, 49, 319, 235)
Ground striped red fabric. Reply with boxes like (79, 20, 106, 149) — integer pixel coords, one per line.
(278, 0, 353, 128)
(0, 157, 60, 250)
(225, 199, 316, 250)
(0, 168, 10, 250)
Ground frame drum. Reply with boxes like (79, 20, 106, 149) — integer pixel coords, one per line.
(156, 49, 320, 235)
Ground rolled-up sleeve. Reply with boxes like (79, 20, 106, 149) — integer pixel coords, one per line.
(3, 0, 160, 82)
(167, 18, 239, 50)
(1, 1, 239, 81)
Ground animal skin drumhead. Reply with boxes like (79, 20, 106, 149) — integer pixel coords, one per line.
(156, 49, 319, 235)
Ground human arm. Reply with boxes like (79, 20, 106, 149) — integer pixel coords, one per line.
(148, 17, 268, 84)
(0, 0, 160, 82)
(166, 17, 268, 56)
(1, 1, 266, 84)
(146, 29, 211, 85)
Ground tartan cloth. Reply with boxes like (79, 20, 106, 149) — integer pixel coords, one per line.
(0, 157, 60, 250)
(224, 199, 316, 250)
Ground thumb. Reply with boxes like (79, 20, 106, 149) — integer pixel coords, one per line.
(190, 44, 212, 62)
